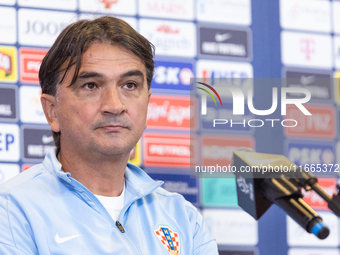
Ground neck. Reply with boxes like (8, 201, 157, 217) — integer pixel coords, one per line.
(57, 148, 129, 197)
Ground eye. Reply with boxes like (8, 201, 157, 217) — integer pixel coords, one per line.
(83, 82, 98, 90)
(123, 82, 137, 90)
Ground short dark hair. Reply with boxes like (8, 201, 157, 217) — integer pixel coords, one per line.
(39, 16, 155, 151)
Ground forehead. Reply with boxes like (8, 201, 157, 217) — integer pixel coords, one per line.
(80, 43, 146, 72)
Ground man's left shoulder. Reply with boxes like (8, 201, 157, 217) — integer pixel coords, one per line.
(152, 186, 198, 213)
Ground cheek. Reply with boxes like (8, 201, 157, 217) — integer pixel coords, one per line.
(131, 102, 149, 123)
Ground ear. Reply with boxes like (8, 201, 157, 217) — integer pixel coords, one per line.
(41, 94, 60, 133)
(144, 89, 152, 129)
(148, 89, 152, 102)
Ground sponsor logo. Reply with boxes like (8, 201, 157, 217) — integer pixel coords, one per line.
(286, 140, 335, 171)
(0, 7, 16, 44)
(17, 0, 77, 10)
(302, 178, 337, 211)
(0, 52, 12, 77)
(202, 208, 258, 245)
(20, 86, 47, 124)
(287, 212, 339, 246)
(0, 46, 17, 83)
(152, 60, 194, 91)
(22, 126, 54, 161)
(284, 104, 335, 139)
(99, 0, 119, 9)
(196, 60, 253, 99)
(333, 1, 340, 34)
(143, 133, 197, 168)
(139, 19, 196, 57)
(196, 0, 251, 26)
(55, 232, 81, 244)
(300, 38, 315, 61)
(22, 164, 35, 171)
(281, 31, 332, 69)
(288, 248, 340, 255)
(157, 25, 179, 34)
(199, 26, 251, 60)
(0, 86, 17, 121)
(19, 9, 76, 47)
(0, 124, 20, 162)
(139, 0, 194, 20)
(148, 173, 198, 204)
(0, 0, 15, 5)
(284, 69, 332, 101)
(147, 95, 196, 130)
(334, 72, 340, 105)
(215, 33, 232, 42)
(154, 226, 180, 255)
(280, 0, 331, 32)
(201, 178, 238, 207)
(42, 135, 53, 144)
(79, 0, 136, 15)
(0, 163, 20, 184)
(201, 135, 254, 167)
(19, 48, 48, 84)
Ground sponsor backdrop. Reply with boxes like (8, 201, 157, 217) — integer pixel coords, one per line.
(0, 0, 339, 254)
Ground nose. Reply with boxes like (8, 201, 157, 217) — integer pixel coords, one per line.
(100, 86, 126, 115)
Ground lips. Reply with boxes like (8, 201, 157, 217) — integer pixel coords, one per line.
(99, 125, 126, 132)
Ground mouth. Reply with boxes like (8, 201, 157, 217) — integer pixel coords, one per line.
(98, 125, 127, 132)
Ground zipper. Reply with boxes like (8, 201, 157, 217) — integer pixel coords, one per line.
(115, 220, 142, 255)
(116, 221, 125, 233)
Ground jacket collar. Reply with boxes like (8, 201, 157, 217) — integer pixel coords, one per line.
(43, 149, 163, 197)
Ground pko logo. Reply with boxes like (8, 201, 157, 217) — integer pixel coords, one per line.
(197, 82, 312, 128)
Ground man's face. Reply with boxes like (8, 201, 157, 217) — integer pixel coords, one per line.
(44, 42, 151, 157)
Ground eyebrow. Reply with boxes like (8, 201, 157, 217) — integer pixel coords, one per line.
(75, 70, 145, 81)
(120, 70, 145, 80)
(77, 71, 104, 80)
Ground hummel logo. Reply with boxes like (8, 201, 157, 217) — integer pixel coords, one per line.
(215, 33, 232, 42)
(55, 232, 81, 244)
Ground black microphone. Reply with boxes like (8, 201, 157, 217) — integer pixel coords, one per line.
(231, 149, 330, 240)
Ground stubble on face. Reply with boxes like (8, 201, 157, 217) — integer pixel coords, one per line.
(52, 43, 151, 161)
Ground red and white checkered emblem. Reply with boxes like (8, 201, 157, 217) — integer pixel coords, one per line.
(154, 226, 180, 255)
(99, 0, 119, 9)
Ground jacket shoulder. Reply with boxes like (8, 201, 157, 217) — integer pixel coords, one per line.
(0, 164, 48, 195)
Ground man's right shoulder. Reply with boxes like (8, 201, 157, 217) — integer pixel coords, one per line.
(0, 164, 50, 196)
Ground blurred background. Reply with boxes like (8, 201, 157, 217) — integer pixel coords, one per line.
(0, 0, 339, 254)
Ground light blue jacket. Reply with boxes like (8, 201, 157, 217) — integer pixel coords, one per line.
(0, 150, 218, 254)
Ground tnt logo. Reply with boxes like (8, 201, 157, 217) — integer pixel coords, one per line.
(0, 124, 19, 162)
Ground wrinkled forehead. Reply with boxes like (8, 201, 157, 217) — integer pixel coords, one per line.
(59, 42, 147, 84)
(57, 43, 147, 90)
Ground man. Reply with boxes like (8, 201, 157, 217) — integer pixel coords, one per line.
(0, 16, 218, 254)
